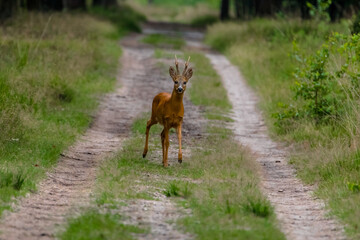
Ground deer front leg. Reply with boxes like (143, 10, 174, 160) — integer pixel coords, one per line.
(176, 124, 182, 163)
(160, 129, 165, 164)
(143, 120, 154, 158)
(163, 127, 170, 167)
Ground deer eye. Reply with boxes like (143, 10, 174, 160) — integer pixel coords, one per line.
(183, 82, 187, 84)
(175, 81, 178, 84)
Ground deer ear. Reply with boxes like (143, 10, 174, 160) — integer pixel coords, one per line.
(169, 66, 177, 80)
(184, 68, 193, 80)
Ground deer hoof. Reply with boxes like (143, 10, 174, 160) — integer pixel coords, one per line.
(142, 153, 146, 158)
(178, 159, 182, 163)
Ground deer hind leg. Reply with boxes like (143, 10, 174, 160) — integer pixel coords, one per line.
(163, 127, 170, 167)
(143, 119, 156, 158)
(176, 124, 182, 163)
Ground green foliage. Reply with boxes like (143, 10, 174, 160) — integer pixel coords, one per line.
(293, 45, 334, 118)
(347, 182, 360, 193)
(60, 211, 146, 240)
(274, 33, 360, 126)
(90, 5, 146, 35)
(307, 0, 332, 22)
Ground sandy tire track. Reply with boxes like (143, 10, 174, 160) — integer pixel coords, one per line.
(206, 53, 346, 240)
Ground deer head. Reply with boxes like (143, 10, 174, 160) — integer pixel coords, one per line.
(169, 55, 193, 94)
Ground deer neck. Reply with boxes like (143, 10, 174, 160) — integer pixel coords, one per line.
(170, 89, 184, 112)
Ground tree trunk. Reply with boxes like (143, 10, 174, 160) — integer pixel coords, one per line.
(299, 0, 310, 19)
(220, 0, 230, 20)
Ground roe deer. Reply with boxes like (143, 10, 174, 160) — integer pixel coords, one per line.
(142, 56, 193, 167)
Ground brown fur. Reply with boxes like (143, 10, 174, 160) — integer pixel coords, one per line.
(142, 56, 193, 167)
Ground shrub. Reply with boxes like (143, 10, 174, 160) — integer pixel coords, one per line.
(274, 33, 360, 126)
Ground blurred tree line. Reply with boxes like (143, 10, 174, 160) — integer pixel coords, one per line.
(221, 0, 360, 21)
(0, 0, 118, 22)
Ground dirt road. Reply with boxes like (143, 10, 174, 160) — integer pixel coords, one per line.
(0, 22, 346, 240)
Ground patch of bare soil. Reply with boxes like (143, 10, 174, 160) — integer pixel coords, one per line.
(206, 53, 346, 240)
(121, 195, 192, 240)
(0, 35, 199, 239)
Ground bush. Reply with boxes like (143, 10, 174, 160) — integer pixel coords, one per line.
(274, 33, 360, 126)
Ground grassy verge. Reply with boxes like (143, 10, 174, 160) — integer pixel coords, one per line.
(206, 19, 360, 238)
(90, 5, 146, 35)
(128, 0, 218, 24)
(60, 50, 285, 239)
(0, 8, 142, 215)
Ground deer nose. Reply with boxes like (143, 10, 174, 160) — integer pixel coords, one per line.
(177, 87, 183, 93)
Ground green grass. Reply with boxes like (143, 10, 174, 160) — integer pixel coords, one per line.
(163, 181, 181, 197)
(62, 49, 285, 239)
(0, 8, 141, 215)
(90, 4, 146, 35)
(142, 34, 185, 49)
(206, 18, 360, 238)
(128, 0, 218, 23)
(186, 51, 232, 122)
(59, 210, 147, 240)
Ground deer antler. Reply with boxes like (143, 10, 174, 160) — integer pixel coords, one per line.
(175, 55, 180, 75)
(182, 56, 191, 76)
